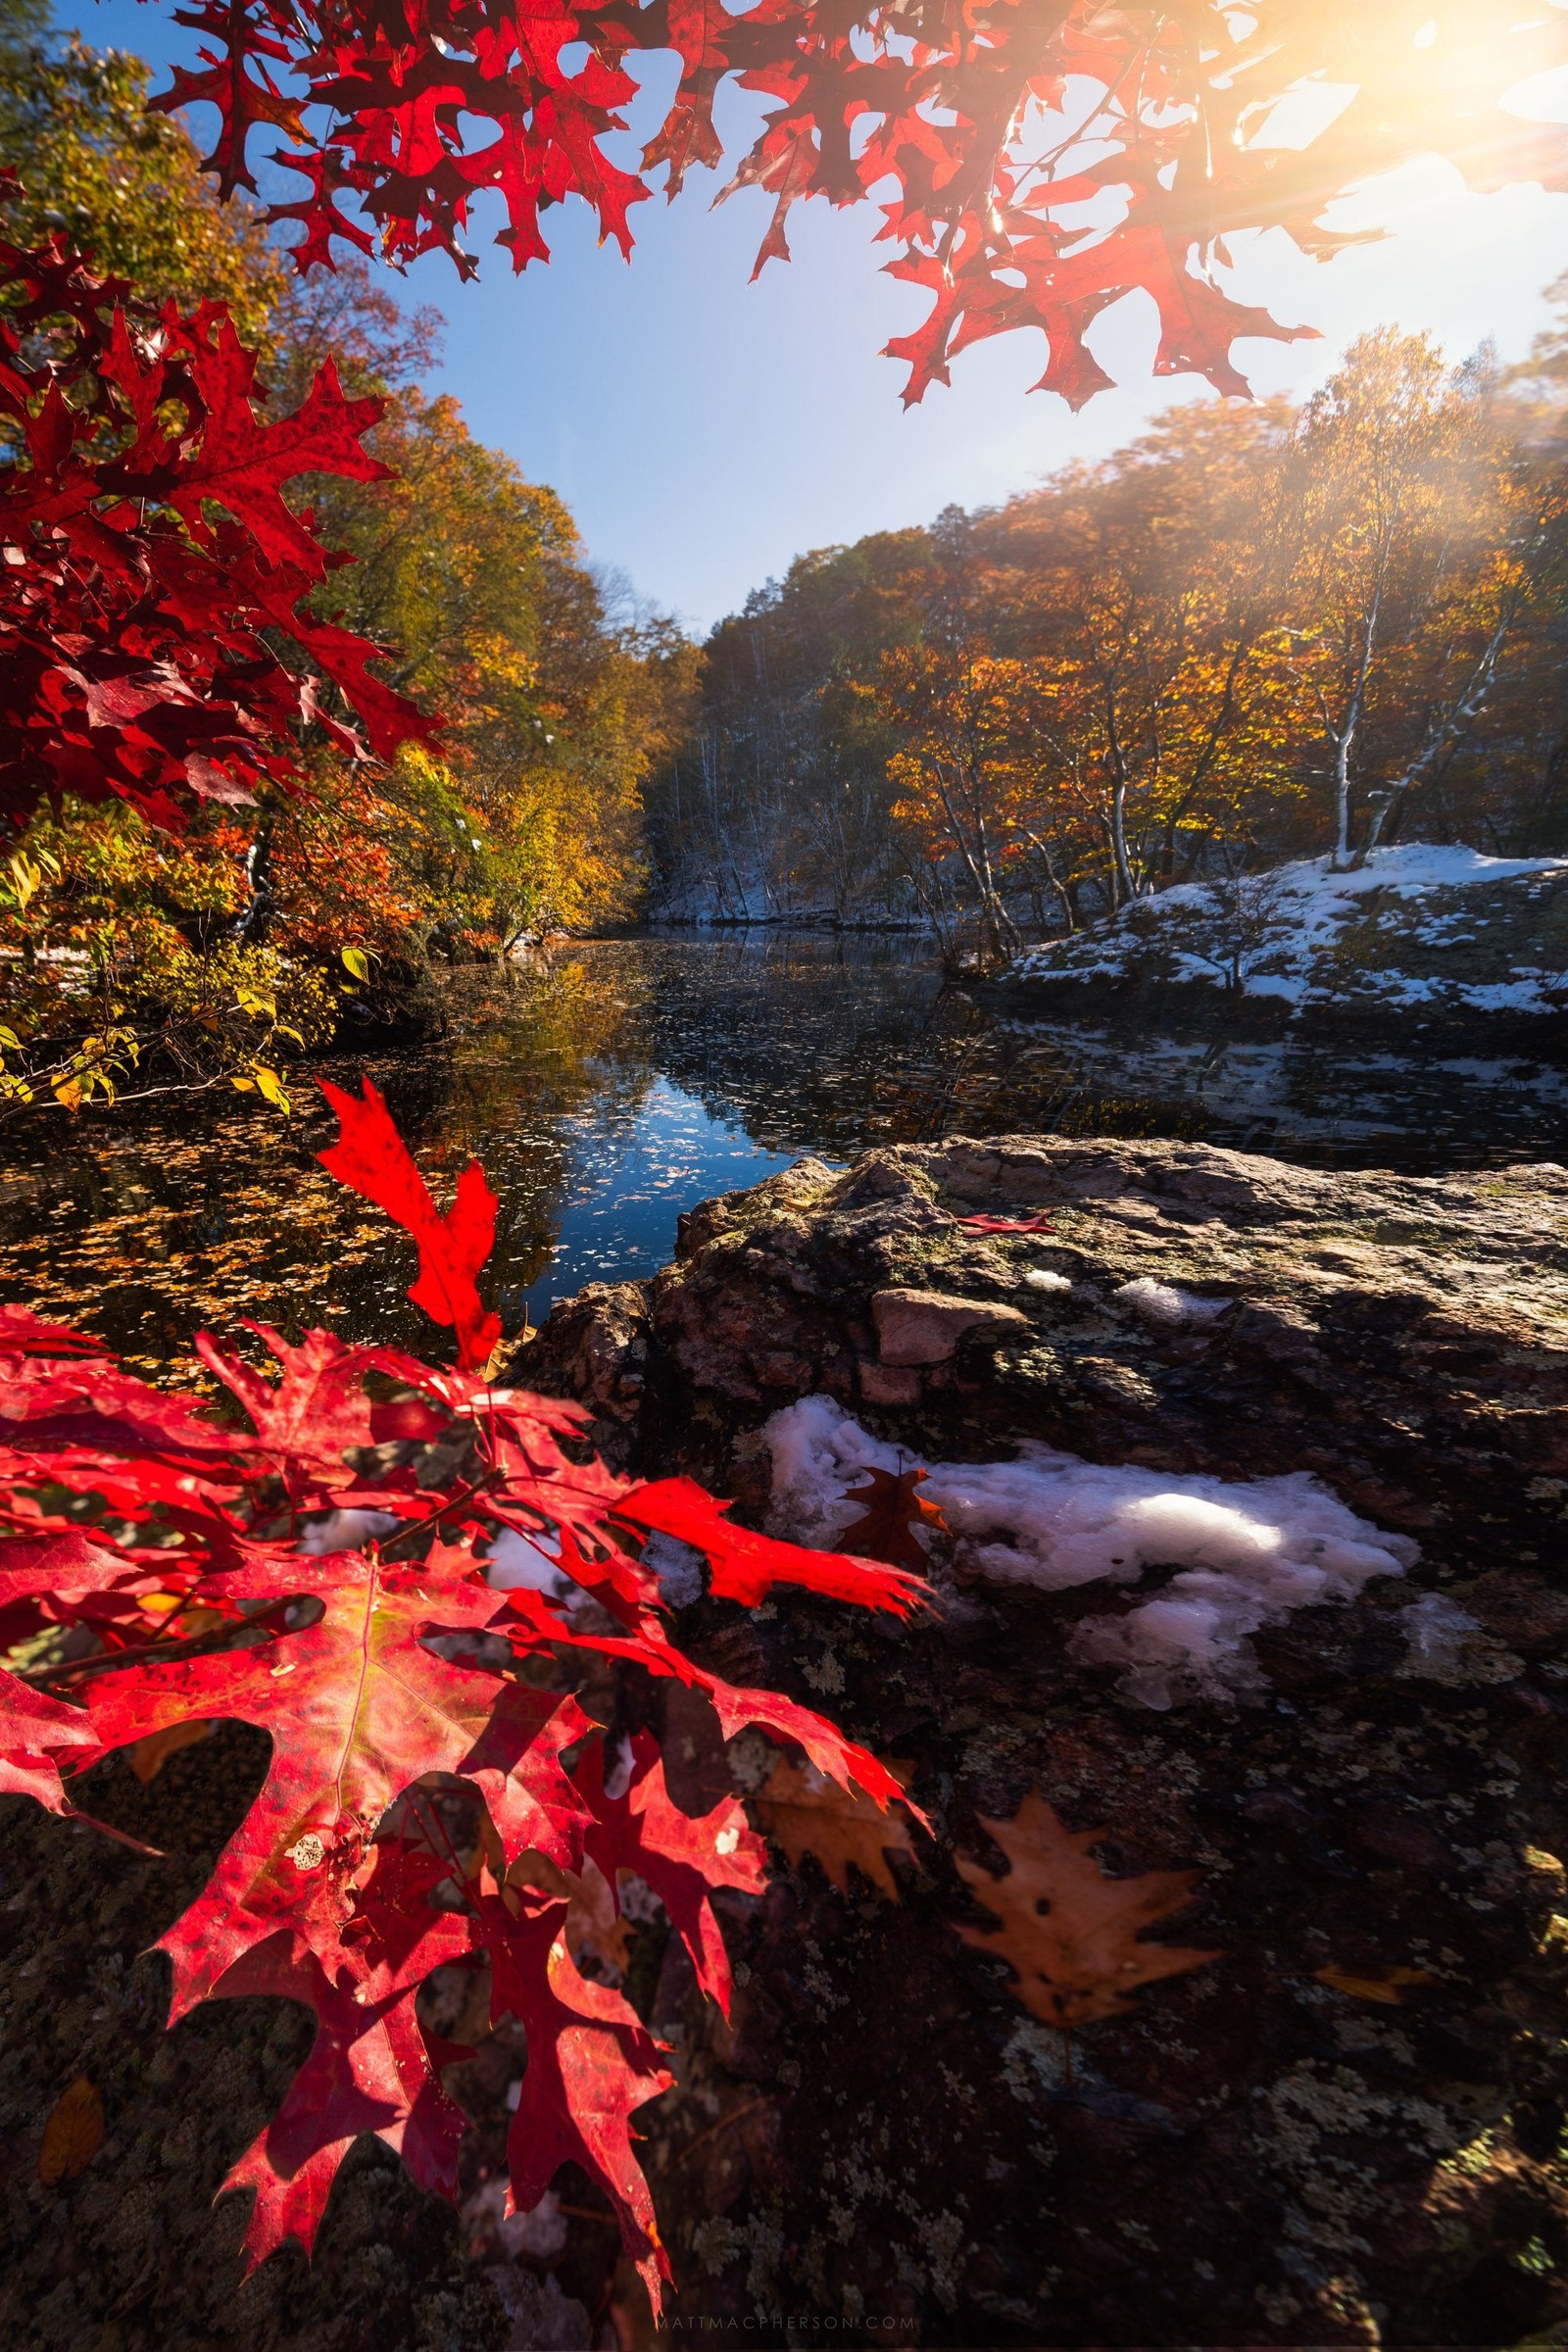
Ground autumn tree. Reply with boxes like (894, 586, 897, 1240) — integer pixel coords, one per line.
(1277, 331, 1544, 863)
(0, 2, 701, 1111)
(651, 531, 937, 919)
(0, 0, 282, 344)
(981, 406, 1303, 909)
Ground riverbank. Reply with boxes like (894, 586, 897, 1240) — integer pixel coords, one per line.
(995, 847, 1568, 1055)
(514, 1134, 1568, 2345)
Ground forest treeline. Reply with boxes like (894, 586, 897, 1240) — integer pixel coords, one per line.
(651, 326, 1568, 954)
(0, 0, 696, 1108)
(6, 0, 1568, 1111)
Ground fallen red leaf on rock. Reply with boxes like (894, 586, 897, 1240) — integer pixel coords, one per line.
(838, 1465, 947, 1575)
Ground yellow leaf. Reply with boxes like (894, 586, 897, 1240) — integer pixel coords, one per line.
(230, 1075, 257, 1092)
(128, 1720, 215, 1785)
(52, 1077, 82, 1113)
(8, 852, 41, 912)
(252, 1066, 291, 1114)
(1313, 1964, 1435, 2006)
(341, 946, 374, 982)
(38, 2076, 104, 2183)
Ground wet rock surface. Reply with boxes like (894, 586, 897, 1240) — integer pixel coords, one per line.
(514, 1138, 1568, 2347)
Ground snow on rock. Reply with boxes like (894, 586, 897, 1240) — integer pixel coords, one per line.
(299, 1508, 401, 1554)
(1005, 843, 1568, 1016)
(1112, 1276, 1232, 1328)
(640, 1530, 708, 1608)
(763, 1395, 1417, 1710)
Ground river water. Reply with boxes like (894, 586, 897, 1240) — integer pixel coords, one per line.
(3, 930, 1564, 1368)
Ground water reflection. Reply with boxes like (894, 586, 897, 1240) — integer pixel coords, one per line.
(2, 930, 1563, 1368)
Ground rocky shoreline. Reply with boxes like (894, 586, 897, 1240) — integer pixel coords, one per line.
(514, 1136, 1568, 2346)
(989, 851, 1568, 1061)
(5, 1138, 1567, 2351)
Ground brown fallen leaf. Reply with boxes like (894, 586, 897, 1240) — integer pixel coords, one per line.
(1314, 1963, 1435, 2006)
(838, 1466, 947, 1575)
(955, 1791, 1220, 2029)
(128, 1719, 216, 1785)
(510, 1849, 632, 1978)
(38, 2075, 104, 2183)
(752, 1753, 918, 1899)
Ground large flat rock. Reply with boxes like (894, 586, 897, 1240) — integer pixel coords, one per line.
(514, 1139, 1568, 2347)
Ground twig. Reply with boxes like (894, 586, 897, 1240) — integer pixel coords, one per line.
(376, 1466, 503, 1561)
(69, 1807, 166, 1860)
(668, 2096, 770, 2169)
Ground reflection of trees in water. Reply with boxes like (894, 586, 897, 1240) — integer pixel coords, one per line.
(0, 958, 656, 1366)
(378, 957, 662, 1307)
(583, 936, 1568, 1170)
(624, 937, 1215, 1155)
(5, 938, 1562, 1374)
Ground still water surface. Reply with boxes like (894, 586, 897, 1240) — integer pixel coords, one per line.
(3, 931, 1563, 1366)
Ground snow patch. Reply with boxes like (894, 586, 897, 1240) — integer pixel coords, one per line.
(1112, 1276, 1231, 1328)
(1007, 843, 1568, 1014)
(641, 1530, 708, 1608)
(484, 1523, 592, 1616)
(763, 1395, 1416, 1710)
(299, 1508, 400, 1554)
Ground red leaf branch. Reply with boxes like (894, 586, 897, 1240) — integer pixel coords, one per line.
(0, 1073, 929, 2303)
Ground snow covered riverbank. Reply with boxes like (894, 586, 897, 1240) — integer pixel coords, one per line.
(1001, 845, 1568, 1038)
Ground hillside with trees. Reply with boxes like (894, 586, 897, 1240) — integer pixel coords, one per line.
(651, 331, 1568, 954)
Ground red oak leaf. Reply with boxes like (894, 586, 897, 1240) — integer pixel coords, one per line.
(212, 1933, 469, 2267)
(485, 1894, 673, 2302)
(613, 1478, 932, 1617)
(83, 1545, 512, 2010)
(194, 1325, 446, 1498)
(317, 1078, 501, 1372)
(837, 1465, 947, 1575)
(0, 1664, 97, 1811)
(576, 1732, 766, 2014)
(0, 1089, 935, 2310)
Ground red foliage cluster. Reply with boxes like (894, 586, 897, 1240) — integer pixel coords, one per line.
(0, 183, 432, 834)
(153, 1, 1568, 404)
(0, 1079, 926, 2300)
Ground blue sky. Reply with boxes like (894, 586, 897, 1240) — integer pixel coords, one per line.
(63, 2, 1568, 631)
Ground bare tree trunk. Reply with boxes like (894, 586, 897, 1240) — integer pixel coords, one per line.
(1354, 596, 1518, 862)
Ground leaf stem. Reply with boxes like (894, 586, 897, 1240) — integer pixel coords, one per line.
(68, 1807, 166, 1860)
